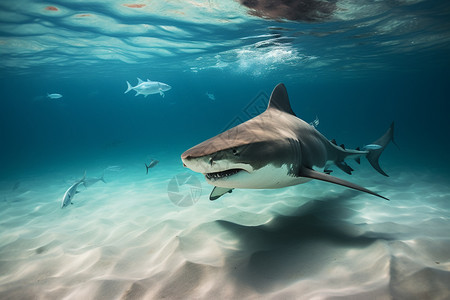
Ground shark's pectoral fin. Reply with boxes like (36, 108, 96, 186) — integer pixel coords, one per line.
(210, 187, 234, 201)
(298, 167, 389, 200)
(159, 90, 165, 97)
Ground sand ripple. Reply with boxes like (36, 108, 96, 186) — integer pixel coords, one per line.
(0, 167, 449, 299)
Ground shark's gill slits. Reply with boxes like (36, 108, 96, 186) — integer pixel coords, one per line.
(205, 169, 243, 180)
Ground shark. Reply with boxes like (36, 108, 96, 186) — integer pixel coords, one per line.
(61, 173, 86, 208)
(124, 78, 172, 97)
(61, 172, 106, 208)
(181, 83, 395, 201)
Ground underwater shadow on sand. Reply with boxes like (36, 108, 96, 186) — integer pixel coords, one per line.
(217, 190, 394, 293)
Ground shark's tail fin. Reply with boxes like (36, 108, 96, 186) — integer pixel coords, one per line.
(145, 164, 150, 174)
(100, 173, 106, 184)
(366, 122, 397, 177)
(124, 81, 132, 94)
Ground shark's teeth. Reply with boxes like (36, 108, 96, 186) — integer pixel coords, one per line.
(205, 169, 242, 180)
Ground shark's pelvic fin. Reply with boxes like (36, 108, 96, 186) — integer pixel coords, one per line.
(355, 148, 361, 164)
(266, 83, 296, 116)
(298, 167, 389, 200)
(335, 161, 354, 175)
(366, 122, 396, 177)
(210, 187, 234, 201)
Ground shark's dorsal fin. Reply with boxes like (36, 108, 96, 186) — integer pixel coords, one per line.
(267, 83, 296, 116)
(137, 78, 144, 84)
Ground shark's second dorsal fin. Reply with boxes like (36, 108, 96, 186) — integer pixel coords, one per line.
(267, 83, 296, 116)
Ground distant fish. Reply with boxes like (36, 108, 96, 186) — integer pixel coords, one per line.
(125, 78, 171, 97)
(362, 144, 383, 151)
(145, 159, 159, 174)
(61, 173, 85, 208)
(309, 115, 319, 128)
(12, 181, 20, 191)
(47, 93, 63, 99)
(206, 92, 216, 101)
(83, 173, 106, 188)
(105, 165, 122, 172)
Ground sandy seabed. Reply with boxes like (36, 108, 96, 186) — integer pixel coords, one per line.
(0, 160, 449, 300)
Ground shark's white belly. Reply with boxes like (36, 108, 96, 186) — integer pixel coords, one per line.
(207, 164, 311, 189)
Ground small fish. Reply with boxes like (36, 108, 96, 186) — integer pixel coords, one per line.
(125, 78, 171, 97)
(12, 181, 20, 191)
(105, 165, 122, 172)
(145, 159, 159, 174)
(206, 92, 216, 101)
(47, 93, 63, 99)
(61, 173, 85, 208)
(362, 144, 382, 151)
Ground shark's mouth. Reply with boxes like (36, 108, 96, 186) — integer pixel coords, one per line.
(205, 168, 244, 180)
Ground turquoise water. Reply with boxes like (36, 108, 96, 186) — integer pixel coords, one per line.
(1, 1, 450, 299)
(1, 0, 449, 177)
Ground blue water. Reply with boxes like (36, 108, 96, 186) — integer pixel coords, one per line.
(1, 68, 449, 178)
(1, 1, 450, 298)
(1, 0, 449, 179)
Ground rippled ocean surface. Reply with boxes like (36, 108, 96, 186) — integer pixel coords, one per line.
(1, 1, 450, 299)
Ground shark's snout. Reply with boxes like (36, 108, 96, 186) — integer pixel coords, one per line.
(181, 155, 208, 173)
(182, 153, 252, 177)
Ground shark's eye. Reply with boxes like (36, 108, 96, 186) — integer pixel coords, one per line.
(232, 148, 239, 156)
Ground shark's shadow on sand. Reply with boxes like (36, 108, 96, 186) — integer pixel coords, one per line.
(217, 190, 394, 292)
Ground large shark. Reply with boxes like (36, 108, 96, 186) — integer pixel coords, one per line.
(181, 83, 395, 201)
